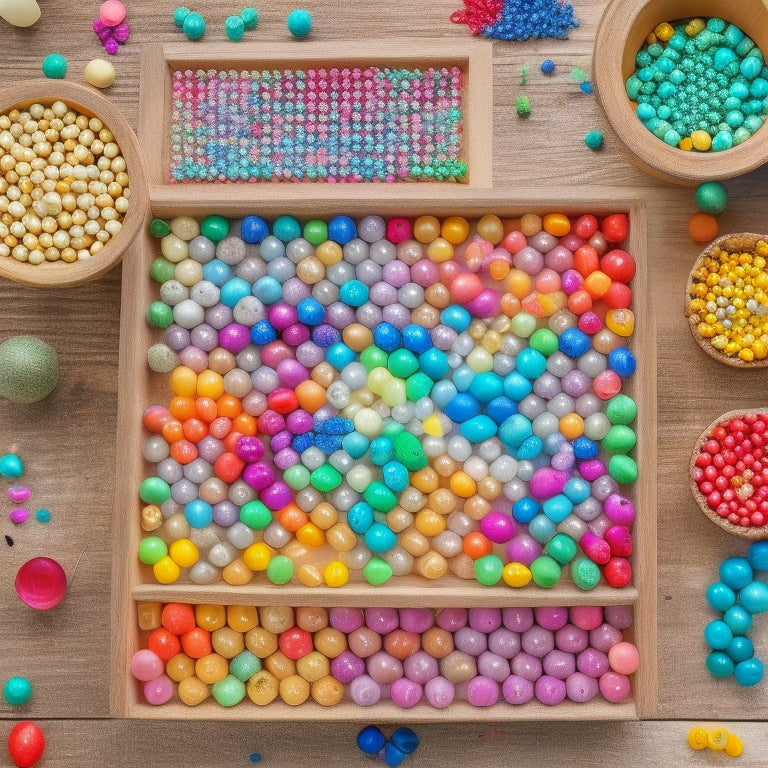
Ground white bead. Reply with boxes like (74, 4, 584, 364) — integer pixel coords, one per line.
(189, 279, 220, 308)
(172, 298, 205, 329)
(583, 412, 611, 440)
(432, 530, 463, 558)
(503, 478, 527, 502)
(263, 521, 291, 548)
(518, 394, 546, 419)
(227, 521, 255, 549)
(447, 435, 472, 462)
(330, 484, 360, 512)
(422, 435, 447, 458)
(341, 361, 367, 390)
(208, 541, 237, 567)
(477, 438, 502, 462)
(532, 411, 559, 439)
(347, 465, 373, 493)
(160, 279, 190, 306)
(301, 446, 325, 471)
(547, 392, 576, 418)
(326, 380, 351, 409)
(463, 455, 488, 481)
(489, 455, 518, 483)
(189, 560, 220, 584)
(446, 510, 478, 536)
(329, 449, 354, 474)
(577, 350, 607, 377)
(516, 461, 535, 482)
(340, 543, 372, 570)
(380, 544, 414, 576)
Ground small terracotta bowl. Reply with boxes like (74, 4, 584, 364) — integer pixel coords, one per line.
(691, 409, 768, 539)
(685, 233, 768, 368)
(594, 0, 768, 185)
(0, 80, 148, 287)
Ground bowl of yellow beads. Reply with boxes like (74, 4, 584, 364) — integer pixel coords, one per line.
(0, 79, 148, 287)
(594, 0, 768, 185)
(685, 233, 768, 366)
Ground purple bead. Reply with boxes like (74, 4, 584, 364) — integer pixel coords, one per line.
(329, 607, 364, 633)
(259, 480, 292, 510)
(477, 651, 510, 682)
(535, 674, 567, 705)
(544, 245, 574, 272)
(286, 409, 314, 434)
(436, 607, 468, 632)
(560, 234, 583, 251)
(389, 677, 423, 708)
(533, 372, 561, 399)
(277, 359, 310, 390)
(312, 323, 340, 347)
(93, 17, 105, 32)
(218, 323, 251, 353)
(403, 651, 439, 684)
(424, 676, 455, 709)
(369, 281, 398, 306)
(281, 276, 311, 304)
(197, 436, 225, 463)
(561, 369, 591, 397)
(555, 623, 589, 654)
(295, 340, 324, 368)
(330, 650, 365, 683)
(382, 259, 412, 288)
(205, 303, 233, 329)
(454, 627, 487, 657)
(502, 674, 535, 705)
(576, 648, 610, 677)
(236, 436, 265, 462)
(521, 626, 554, 658)
(327, 302, 357, 330)
(96, 26, 111, 42)
(113, 21, 130, 42)
(513, 246, 545, 275)
(502, 607, 534, 633)
(212, 500, 239, 527)
(398, 608, 434, 634)
(551, 448, 576, 472)
(511, 651, 542, 681)
(534, 606, 569, 631)
(468, 607, 502, 633)
(430, 324, 457, 351)
(268, 303, 298, 330)
(542, 649, 576, 680)
(604, 605, 633, 630)
(270, 431, 293, 453)
(488, 628, 521, 659)
(282, 322, 311, 347)
(104, 36, 120, 54)
(408, 258, 439, 288)
(242, 461, 275, 490)
(466, 675, 500, 707)
(382, 302, 410, 329)
(273, 448, 300, 471)
(366, 650, 403, 685)
(365, 607, 400, 634)
(565, 671, 599, 703)
(165, 324, 190, 351)
(589, 623, 624, 653)
(506, 534, 542, 567)
(349, 674, 382, 706)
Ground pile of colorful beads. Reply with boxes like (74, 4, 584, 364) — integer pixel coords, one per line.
(1, 451, 51, 525)
(626, 17, 768, 151)
(704, 542, 768, 686)
(93, 0, 130, 55)
(169, 67, 466, 183)
(450, 0, 578, 40)
(139, 211, 638, 592)
(692, 411, 768, 529)
(131, 603, 638, 709)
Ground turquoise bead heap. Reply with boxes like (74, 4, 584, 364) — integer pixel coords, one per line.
(626, 17, 768, 151)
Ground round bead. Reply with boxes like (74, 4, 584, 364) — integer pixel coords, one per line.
(286, 8, 312, 38)
(42, 53, 67, 79)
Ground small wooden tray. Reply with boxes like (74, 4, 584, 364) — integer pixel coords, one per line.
(690, 408, 768, 540)
(684, 233, 768, 368)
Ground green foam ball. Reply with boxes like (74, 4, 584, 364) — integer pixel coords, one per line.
(0, 335, 59, 404)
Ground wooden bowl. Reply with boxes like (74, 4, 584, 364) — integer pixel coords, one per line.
(684, 233, 768, 368)
(691, 409, 768, 539)
(594, 0, 768, 186)
(0, 80, 148, 287)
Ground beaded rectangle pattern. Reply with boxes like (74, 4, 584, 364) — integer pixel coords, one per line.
(170, 67, 467, 183)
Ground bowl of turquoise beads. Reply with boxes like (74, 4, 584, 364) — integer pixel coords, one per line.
(594, 0, 768, 185)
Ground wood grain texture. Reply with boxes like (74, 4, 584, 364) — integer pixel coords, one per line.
(2, 0, 768, 763)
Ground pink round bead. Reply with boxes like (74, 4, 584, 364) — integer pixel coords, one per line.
(565, 671, 599, 702)
(607, 641, 640, 675)
(10, 507, 29, 524)
(542, 649, 576, 680)
(259, 481, 293, 510)
(604, 605, 634, 630)
(390, 677, 423, 708)
(366, 651, 403, 685)
(386, 217, 412, 244)
(464, 288, 500, 318)
(529, 467, 569, 499)
(466, 675, 500, 707)
(487, 627, 521, 658)
(435, 607, 467, 632)
(130, 649, 164, 681)
(99, 0, 126, 26)
(403, 651, 439, 684)
(506, 534, 542, 566)
(479, 511, 515, 543)
(510, 651, 541, 681)
(534, 606, 569, 631)
(555, 623, 589, 653)
(521, 626, 554, 658)
(535, 674, 567, 705)
(598, 671, 631, 703)
(365, 607, 400, 634)
(143, 674, 174, 705)
(398, 608, 434, 634)
(576, 648, 610, 678)
(502, 674, 534, 705)
(603, 493, 635, 525)
(468, 607, 502, 633)
(424, 675, 455, 708)
(502, 606, 534, 633)
(349, 674, 382, 706)
(328, 607, 364, 633)
(589, 622, 624, 653)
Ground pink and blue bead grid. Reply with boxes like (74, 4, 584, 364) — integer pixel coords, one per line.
(170, 67, 467, 183)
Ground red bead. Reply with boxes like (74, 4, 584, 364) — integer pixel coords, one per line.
(214, 451, 245, 482)
(573, 214, 598, 239)
(147, 627, 181, 660)
(600, 249, 636, 282)
(602, 281, 632, 309)
(604, 525, 632, 557)
(8, 721, 45, 768)
(600, 213, 629, 243)
(603, 556, 632, 587)
(278, 627, 314, 659)
(268, 387, 300, 415)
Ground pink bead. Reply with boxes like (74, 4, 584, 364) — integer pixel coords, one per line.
(502, 230, 527, 254)
(529, 467, 569, 499)
(561, 268, 583, 294)
(218, 323, 251, 353)
(607, 641, 640, 675)
(130, 649, 164, 681)
(273, 448, 300, 470)
(510, 651, 542, 681)
(513, 246, 544, 275)
(535, 674, 567, 705)
(603, 493, 635, 525)
(242, 461, 275, 490)
(365, 607, 400, 634)
(555, 623, 589, 654)
(534, 606, 569, 631)
(590, 623, 624, 653)
(542, 649, 576, 680)
(366, 650, 403, 685)
(569, 606, 604, 631)
(592, 369, 622, 399)
(281, 323, 311, 347)
(403, 651, 439, 684)
(10, 508, 29, 524)
(256, 410, 285, 436)
(329, 607, 364, 633)
(178, 345, 208, 372)
(604, 605, 633, 630)
(454, 627, 488, 656)
(260, 340, 293, 368)
(502, 607, 534, 633)
(477, 650, 510, 682)
(235, 435, 265, 462)
(7, 486, 30, 503)
(598, 671, 631, 702)
(449, 272, 484, 303)
(502, 674, 534, 704)
(277, 358, 310, 388)
(578, 311, 602, 334)
(466, 675, 500, 706)
(506, 533, 542, 566)
(468, 607, 502, 633)
(578, 459, 606, 481)
(268, 303, 298, 330)
(424, 675, 455, 708)
(143, 674, 174, 705)
(534, 267, 562, 293)
(349, 674, 382, 706)
(560, 233, 584, 251)
(479, 511, 515, 543)
(605, 525, 633, 557)
(390, 677, 423, 708)
(112, 21, 130, 42)
(99, 0, 126, 26)
(464, 289, 500, 318)
(565, 671, 599, 702)
(330, 650, 365, 683)
(579, 531, 611, 564)
(398, 608, 434, 634)
(576, 648, 610, 677)
(435, 607, 468, 632)
(544, 245, 574, 272)
(521, 626, 554, 658)
(488, 628, 521, 658)
(241, 390, 267, 417)
(408, 258, 439, 288)
(386, 218, 412, 244)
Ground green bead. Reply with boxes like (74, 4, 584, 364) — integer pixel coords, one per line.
(146, 301, 173, 329)
(530, 555, 562, 588)
(240, 500, 272, 530)
(364, 481, 397, 512)
(545, 532, 577, 564)
(229, 650, 261, 682)
(138, 536, 168, 565)
(474, 553, 504, 586)
(392, 431, 427, 471)
(139, 477, 171, 504)
(241, 7, 259, 29)
(225, 15, 245, 41)
(149, 257, 176, 283)
(3, 677, 32, 706)
(695, 180, 728, 213)
(182, 10, 206, 40)
(173, 6, 190, 26)
(405, 372, 433, 401)
(571, 557, 601, 590)
(605, 394, 637, 425)
(266, 554, 294, 585)
(382, 421, 404, 439)
(284, 465, 310, 490)
(310, 463, 343, 492)
(273, 215, 301, 241)
(286, 8, 312, 38)
(388, 348, 419, 378)
(200, 214, 229, 242)
(360, 346, 388, 372)
(303, 219, 328, 246)
(42, 53, 67, 79)
(150, 218, 171, 237)
(211, 674, 246, 706)
(363, 556, 393, 585)
(528, 328, 559, 356)
(584, 130, 604, 149)
(608, 454, 639, 485)
(602, 425, 637, 454)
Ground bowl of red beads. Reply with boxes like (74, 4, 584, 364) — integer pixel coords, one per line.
(685, 233, 768, 367)
(594, 0, 768, 185)
(691, 409, 768, 539)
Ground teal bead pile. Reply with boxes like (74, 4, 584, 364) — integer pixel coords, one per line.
(626, 17, 768, 151)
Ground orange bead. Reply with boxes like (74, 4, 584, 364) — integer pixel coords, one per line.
(505, 268, 533, 299)
(462, 531, 493, 559)
(542, 212, 571, 237)
(500, 292, 521, 317)
(143, 405, 173, 433)
(161, 419, 185, 444)
(195, 397, 218, 422)
(181, 627, 213, 659)
(567, 289, 593, 315)
(295, 379, 327, 413)
(161, 603, 196, 634)
(559, 412, 584, 439)
(169, 395, 197, 421)
(182, 417, 208, 443)
(441, 215, 470, 244)
(148, 627, 181, 660)
(209, 416, 232, 440)
(582, 270, 612, 299)
(573, 244, 600, 277)
(170, 365, 198, 397)
(232, 412, 258, 435)
(488, 258, 511, 281)
(224, 430, 246, 453)
(688, 211, 719, 244)
(449, 470, 476, 498)
(214, 451, 245, 483)
(278, 503, 309, 532)
(197, 369, 225, 399)
(217, 393, 243, 418)
(170, 438, 199, 464)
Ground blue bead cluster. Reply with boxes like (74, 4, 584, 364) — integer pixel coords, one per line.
(452, 0, 579, 41)
(704, 541, 768, 686)
(357, 725, 419, 766)
(292, 417, 354, 455)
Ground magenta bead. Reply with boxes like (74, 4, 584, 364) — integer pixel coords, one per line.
(235, 435, 265, 462)
(529, 467, 569, 499)
(7, 486, 31, 503)
(535, 674, 567, 706)
(477, 650, 510, 682)
(424, 676, 455, 709)
(9, 507, 29, 524)
(282, 323, 311, 347)
(502, 606, 534, 633)
(436, 607, 468, 632)
(577, 648, 610, 677)
(569, 606, 604, 631)
(534, 606, 569, 631)
(506, 534, 542, 566)
(386, 217, 412, 244)
(270, 431, 292, 452)
(408, 259, 439, 288)
(329, 607, 364, 633)
(502, 674, 535, 705)
(113, 21, 130, 42)
(349, 674, 382, 706)
(466, 675, 500, 707)
(104, 36, 120, 55)
(257, 410, 285, 436)
(578, 459, 606, 482)
(218, 323, 251, 353)
(468, 607, 502, 633)
(259, 480, 293, 510)
(510, 651, 542, 682)
(464, 289, 500, 318)
(268, 303, 298, 330)
(15, 556, 66, 609)
(242, 461, 275, 490)
(561, 268, 583, 294)
(398, 608, 434, 634)
(598, 671, 631, 703)
(330, 650, 365, 683)
(390, 677, 423, 708)
(130, 649, 164, 681)
(542, 649, 576, 680)
(365, 607, 400, 634)
(143, 674, 174, 705)
(277, 359, 310, 388)
(604, 605, 633, 630)
(555, 623, 589, 653)
(403, 651, 439, 684)
(604, 493, 635, 525)
(488, 627, 521, 658)
(479, 511, 515, 543)
(566, 671, 599, 703)
(454, 627, 487, 657)
(286, 409, 314, 433)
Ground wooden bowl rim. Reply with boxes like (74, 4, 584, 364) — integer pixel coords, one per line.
(0, 79, 148, 288)
(690, 408, 768, 539)
(684, 232, 768, 368)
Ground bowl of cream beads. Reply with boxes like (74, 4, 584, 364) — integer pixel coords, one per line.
(685, 233, 768, 367)
(594, 0, 768, 184)
(138, 210, 640, 593)
(0, 79, 147, 286)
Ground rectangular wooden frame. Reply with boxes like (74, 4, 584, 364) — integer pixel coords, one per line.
(111, 189, 656, 722)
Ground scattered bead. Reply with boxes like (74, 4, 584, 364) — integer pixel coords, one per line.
(225, 15, 245, 41)
(41, 53, 67, 79)
(15, 557, 67, 610)
(286, 8, 312, 39)
(695, 181, 729, 214)
(173, 7, 205, 40)
(516, 95, 531, 118)
(3, 676, 32, 706)
(541, 58, 555, 75)
(84, 57, 117, 88)
(7, 721, 44, 768)
(584, 130, 603, 150)
(687, 212, 719, 244)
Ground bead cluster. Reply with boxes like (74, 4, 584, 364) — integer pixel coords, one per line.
(627, 17, 768, 151)
(139, 211, 639, 592)
(450, 0, 578, 40)
(93, 0, 130, 55)
(357, 725, 419, 766)
(687, 726, 744, 757)
(169, 67, 466, 183)
(687, 238, 768, 362)
(704, 543, 768, 686)
(131, 603, 638, 710)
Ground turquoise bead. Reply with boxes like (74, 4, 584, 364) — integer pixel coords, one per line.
(706, 581, 736, 611)
(706, 651, 735, 678)
(42, 53, 67, 79)
(723, 605, 753, 635)
(720, 556, 753, 590)
(0, 453, 23, 478)
(460, 415, 498, 443)
(363, 522, 397, 553)
(381, 460, 409, 492)
(748, 540, 768, 570)
(704, 619, 733, 650)
(225, 15, 245, 41)
(734, 657, 764, 686)
(182, 10, 205, 40)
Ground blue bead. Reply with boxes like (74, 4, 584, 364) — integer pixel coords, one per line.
(348, 501, 375, 534)
(272, 215, 301, 241)
(418, 348, 449, 380)
(485, 396, 517, 425)
(704, 619, 733, 650)
(357, 725, 386, 756)
(370, 437, 394, 466)
(469, 372, 504, 403)
(202, 259, 234, 287)
(297, 297, 325, 325)
(706, 651, 735, 678)
(719, 556, 754, 590)
(724, 605, 753, 635)
(339, 279, 369, 307)
(608, 346, 636, 376)
(241, 216, 269, 243)
(515, 434, 543, 460)
(559, 327, 591, 357)
(739, 580, 768, 613)
(572, 436, 599, 459)
(504, 370, 533, 400)
(382, 461, 409, 492)
(452, 364, 475, 392)
(727, 635, 755, 663)
(563, 477, 590, 504)
(220, 277, 252, 307)
(383, 743, 407, 768)
(460, 415, 498, 442)
(312, 324, 341, 348)
(444, 393, 481, 423)
(516, 348, 547, 379)
(252, 275, 282, 304)
(328, 215, 357, 245)
(319, 417, 353, 435)
(430, 380, 457, 408)
(542, 494, 573, 523)
(184, 499, 213, 528)
(389, 727, 419, 755)
(250, 319, 277, 345)
(705, 581, 737, 611)
(734, 657, 764, 686)
(401, 324, 432, 353)
(364, 522, 397, 553)
(512, 497, 540, 524)
(440, 304, 471, 332)
(342, 432, 369, 459)
(541, 59, 555, 74)
(499, 413, 533, 448)
(314, 434, 342, 454)
(325, 342, 355, 370)
(291, 433, 315, 452)
(747, 540, 768, 570)
(373, 322, 402, 352)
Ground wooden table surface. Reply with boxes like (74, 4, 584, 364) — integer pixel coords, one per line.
(2, 0, 768, 764)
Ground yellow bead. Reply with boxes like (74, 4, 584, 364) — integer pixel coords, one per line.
(654, 21, 674, 41)
(195, 652, 230, 684)
(195, 603, 226, 630)
(426, 236, 454, 263)
(687, 727, 709, 751)
(441, 216, 470, 244)
(212, 626, 245, 658)
(605, 308, 635, 336)
(414, 507, 447, 537)
(725, 732, 744, 757)
(153, 555, 181, 584)
(542, 213, 570, 237)
(222, 557, 254, 585)
(169, 538, 199, 568)
(227, 605, 260, 632)
(323, 559, 349, 587)
(476, 214, 504, 244)
(243, 542, 274, 571)
(691, 130, 712, 151)
(707, 728, 729, 751)
(413, 215, 441, 243)
(326, 522, 357, 552)
(296, 521, 325, 547)
(166, 652, 195, 682)
(178, 676, 209, 706)
(315, 240, 343, 265)
(247, 669, 280, 705)
(170, 365, 198, 397)
(678, 137, 693, 151)
(449, 470, 477, 498)
(502, 561, 532, 587)
(422, 413, 444, 437)
(685, 17, 706, 35)
(197, 369, 224, 399)
(296, 563, 323, 586)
